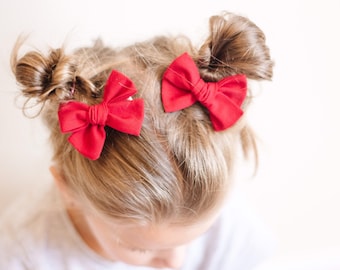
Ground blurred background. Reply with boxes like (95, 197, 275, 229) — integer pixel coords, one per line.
(1, 0, 339, 268)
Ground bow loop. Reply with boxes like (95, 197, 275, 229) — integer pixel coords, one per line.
(161, 53, 247, 131)
(58, 70, 144, 160)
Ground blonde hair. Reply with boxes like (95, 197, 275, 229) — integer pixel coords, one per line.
(11, 12, 273, 224)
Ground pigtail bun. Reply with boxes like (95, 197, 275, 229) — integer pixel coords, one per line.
(197, 12, 273, 81)
(11, 44, 78, 107)
(11, 39, 106, 117)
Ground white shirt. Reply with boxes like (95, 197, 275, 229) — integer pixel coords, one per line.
(0, 184, 276, 270)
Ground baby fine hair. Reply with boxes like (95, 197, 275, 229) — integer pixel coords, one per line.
(11, 12, 273, 225)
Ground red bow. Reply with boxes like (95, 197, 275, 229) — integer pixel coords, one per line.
(161, 53, 247, 131)
(58, 70, 144, 160)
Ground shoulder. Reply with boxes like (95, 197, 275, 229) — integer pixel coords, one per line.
(0, 186, 71, 269)
(184, 186, 277, 270)
(221, 186, 277, 252)
(0, 185, 120, 270)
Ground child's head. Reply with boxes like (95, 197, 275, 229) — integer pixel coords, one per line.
(11, 11, 272, 267)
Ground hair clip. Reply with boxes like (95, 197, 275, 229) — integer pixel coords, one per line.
(161, 53, 247, 131)
(58, 70, 144, 160)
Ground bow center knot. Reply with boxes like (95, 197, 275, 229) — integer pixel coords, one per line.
(89, 103, 108, 126)
(191, 79, 216, 107)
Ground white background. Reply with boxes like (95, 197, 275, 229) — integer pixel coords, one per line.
(1, 0, 339, 268)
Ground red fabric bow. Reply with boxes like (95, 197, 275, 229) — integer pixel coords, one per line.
(161, 53, 247, 131)
(58, 70, 144, 160)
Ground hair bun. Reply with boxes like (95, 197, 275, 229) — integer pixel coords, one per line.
(13, 46, 77, 103)
(198, 12, 273, 81)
